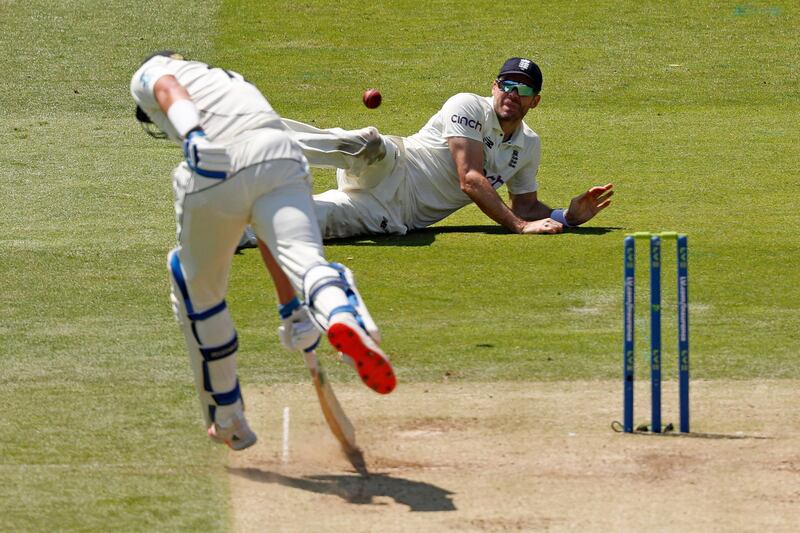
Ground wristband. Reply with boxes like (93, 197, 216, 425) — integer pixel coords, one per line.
(278, 296, 301, 319)
(167, 98, 201, 138)
(550, 208, 571, 227)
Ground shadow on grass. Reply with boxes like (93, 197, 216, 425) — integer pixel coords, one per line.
(324, 225, 621, 247)
(227, 466, 457, 511)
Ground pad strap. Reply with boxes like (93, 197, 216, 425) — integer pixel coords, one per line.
(211, 380, 241, 406)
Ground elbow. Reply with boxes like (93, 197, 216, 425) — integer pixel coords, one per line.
(459, 174, 481, 196)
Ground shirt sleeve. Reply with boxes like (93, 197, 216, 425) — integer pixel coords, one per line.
(129, 58, 171, 114)
(506, 136, 540, 195)
(440, 93, 488, 142)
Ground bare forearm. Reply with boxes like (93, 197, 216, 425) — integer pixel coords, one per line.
(461, 172, 526, 233)
(513, 199, 553, 221)
(448, 136, 556, 234)
(257, 239, 297, 305)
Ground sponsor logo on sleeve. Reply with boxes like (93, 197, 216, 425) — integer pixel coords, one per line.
(451, 114, 482, 132)
(139, 71, 153, 88)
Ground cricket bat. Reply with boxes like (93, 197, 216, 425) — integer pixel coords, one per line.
(302, 350, 368, 475)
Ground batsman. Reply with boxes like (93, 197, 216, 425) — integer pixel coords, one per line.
(130, 51, 396, 451)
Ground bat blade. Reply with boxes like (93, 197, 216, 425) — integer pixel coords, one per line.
(303, 351, 368, 476)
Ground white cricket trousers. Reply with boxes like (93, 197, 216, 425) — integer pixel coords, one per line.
(171, 160, 323, 303)
(282, 118, 409, 238)
(168, 128, 327, 428)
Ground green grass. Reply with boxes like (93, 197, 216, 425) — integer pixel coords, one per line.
(2, 0, 799, 530)
(0, 1, 231, 531)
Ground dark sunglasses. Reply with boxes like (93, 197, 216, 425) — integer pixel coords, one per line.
(496, 79, 536, 97)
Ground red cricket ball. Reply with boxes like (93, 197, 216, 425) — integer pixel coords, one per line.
(362, 88, 382, 109)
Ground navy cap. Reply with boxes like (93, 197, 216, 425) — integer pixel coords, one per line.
(498, 57, 543, 93)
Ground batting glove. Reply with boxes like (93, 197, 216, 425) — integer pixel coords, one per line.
(277, 297, 321, 352)
(183, 129, 231, 179)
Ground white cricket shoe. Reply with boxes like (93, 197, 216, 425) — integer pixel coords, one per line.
(207, 412, 257, 451)
(328, 313, 396, 395)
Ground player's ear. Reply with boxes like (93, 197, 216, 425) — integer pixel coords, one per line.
(530, 94, 541, 109)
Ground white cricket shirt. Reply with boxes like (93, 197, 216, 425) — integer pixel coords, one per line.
(130, 55, 284, 144)
(401, 93, 540, 229)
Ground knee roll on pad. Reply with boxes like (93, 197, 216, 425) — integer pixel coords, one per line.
(169, 249, 243, 425)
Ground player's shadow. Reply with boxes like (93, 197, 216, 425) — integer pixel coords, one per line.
(227, 466, 457, 512)
(324, 225, 620, 247)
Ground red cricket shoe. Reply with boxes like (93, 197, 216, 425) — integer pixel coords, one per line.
(328, 313, 396, 394)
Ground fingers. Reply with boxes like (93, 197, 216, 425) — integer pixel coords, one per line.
(584, 184, 614, 204)
(591, 183, 614, 193)
(596, 198, 612, 211)
(195, 140, 231, 172)
(542, 218, 563, 232)
(593, 189, 614, 206)
(581, 185, 613, 215)
(522, 218, 563, 234)
(588, 184, 614, 198)
(544, 222, 563, 234)
(192, 140, 231, 175)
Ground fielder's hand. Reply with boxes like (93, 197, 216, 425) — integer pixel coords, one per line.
(520, 218, 564, 234)
(565, 183, 614, 226)
(278, 304, 321, 352)
(183, 130, 231, 179)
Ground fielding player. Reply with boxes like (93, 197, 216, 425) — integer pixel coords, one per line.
(282, 57, 613, 238)
(130, 52, 396, 451)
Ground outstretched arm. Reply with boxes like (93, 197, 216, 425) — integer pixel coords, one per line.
(510, 183, 614, 227)
(448, 137, 563, 234)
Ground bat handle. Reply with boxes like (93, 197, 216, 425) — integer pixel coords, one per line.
(302, 350, 319, 373)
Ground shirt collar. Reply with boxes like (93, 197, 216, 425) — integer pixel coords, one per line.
(503, 124, 527, 148)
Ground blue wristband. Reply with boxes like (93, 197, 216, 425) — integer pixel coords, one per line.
(550, 208, 571, 227)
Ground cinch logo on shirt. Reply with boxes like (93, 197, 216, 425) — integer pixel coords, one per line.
(485, 174, 504, 187)
(451, 114, 482, 132)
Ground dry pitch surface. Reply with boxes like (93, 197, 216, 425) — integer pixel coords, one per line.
(228, 381, 799, 532)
